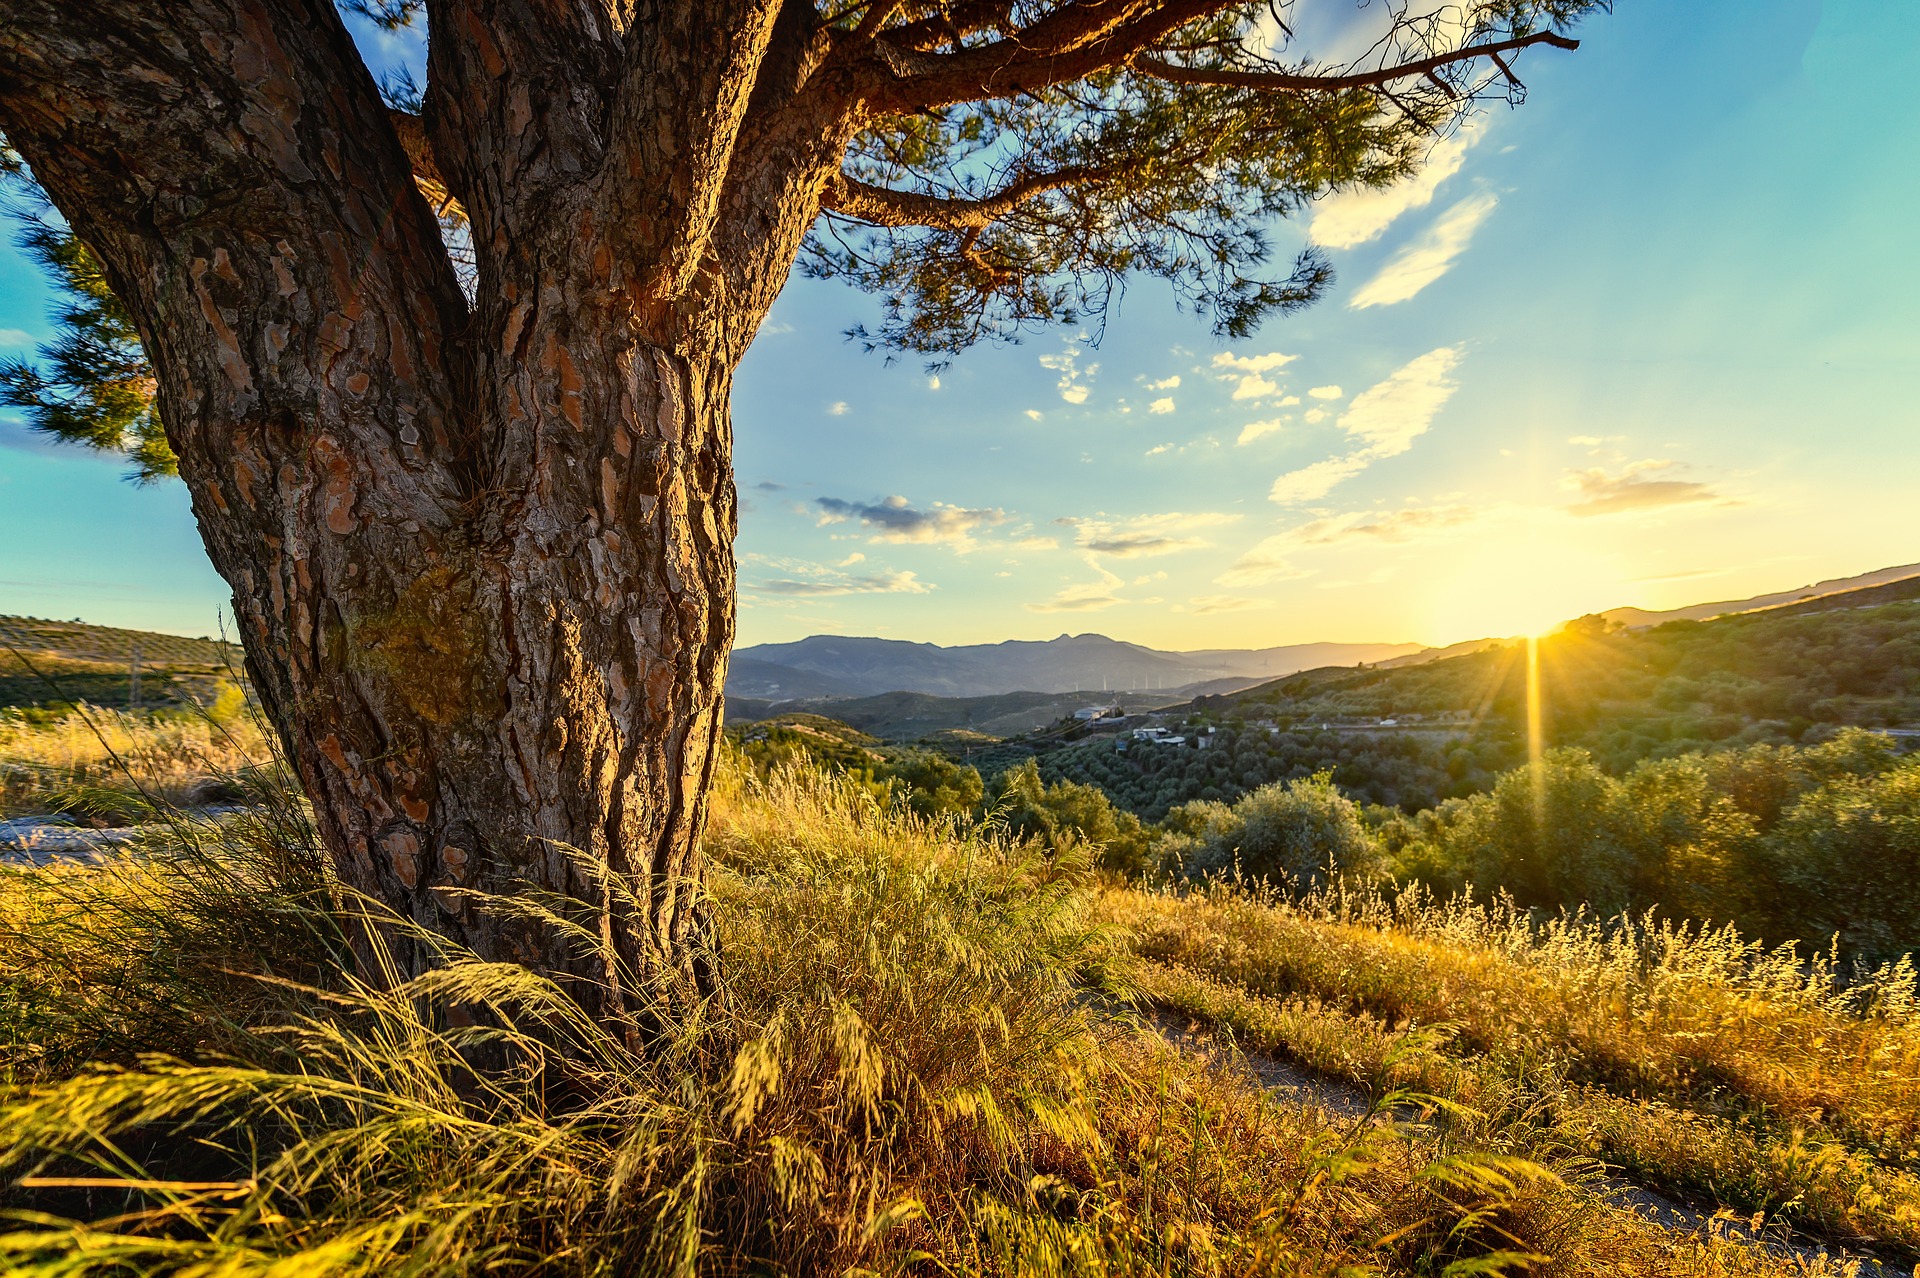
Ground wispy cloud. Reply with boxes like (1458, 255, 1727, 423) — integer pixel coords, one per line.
(0, 328, 33, 347)
(1144, 374, 1181, 390)
(1308, 385, 1344, 400)
(1564, 460, 1725, 517)
(1221, 501, 1478, 587)
(1039, 341, 1098, 404)
(754, 569, 933, 597)
(1267, 455, 1369, 504)
(1062, 510, 1239, 558)
(827, 400, 850, 415)
(744, 554, 934, 597)
(1268, 347, 1461, 504)
(1285, 505, 1478, 547)
(1351, 191, 1498, 309)
(1308, 123, 1481, 249)
(816, 495, 1008, 549)
(1029, 558, 1126, 613)
(1191, 595, 1274, 614)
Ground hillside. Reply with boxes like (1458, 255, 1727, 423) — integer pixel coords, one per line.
(1211, 595, 1920, 759)
(1601, 561, 1920, 628)
(1015, 591, 1920, 822)
(0, 615, 244, 713)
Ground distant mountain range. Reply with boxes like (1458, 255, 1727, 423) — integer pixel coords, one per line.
(733, 561, 1920, 705)
(728, 634, 1427, 701)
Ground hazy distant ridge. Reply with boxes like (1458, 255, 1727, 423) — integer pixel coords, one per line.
(1601, 563, 1920, 628)
(730, 633, 1424, 700)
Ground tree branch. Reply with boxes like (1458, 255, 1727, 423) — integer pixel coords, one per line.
(851, 0, 1231, 112)
(1132, 29, 1578, 94)
(819, 164, 1114, 230)
(602, 0, 787, 300)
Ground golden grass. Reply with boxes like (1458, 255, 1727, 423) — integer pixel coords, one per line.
(0, 754, 1857, 1275)
(0, 704, 265, 819)
(1103, 880, 1920, 1256)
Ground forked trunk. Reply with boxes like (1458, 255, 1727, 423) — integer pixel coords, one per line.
(0, 0, 836, 1024)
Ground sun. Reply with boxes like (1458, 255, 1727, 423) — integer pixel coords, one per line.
(1420, 532, 1632, 643)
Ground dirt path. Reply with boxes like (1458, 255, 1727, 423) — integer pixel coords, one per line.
(0, 816, 142, 866)
(1138, 1006, 1906, 1278)
(0, 807, 257, 868)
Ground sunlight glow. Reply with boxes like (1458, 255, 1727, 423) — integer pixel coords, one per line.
(1420, 530, 1633, 643)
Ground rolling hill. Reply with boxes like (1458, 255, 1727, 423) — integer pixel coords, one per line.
(0, 615, 244, 713)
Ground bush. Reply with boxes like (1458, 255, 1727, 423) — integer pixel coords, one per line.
(986, 758, 1152, 875)
(1760, 763, 1920, 957)
(1176, 772, 1382, 888)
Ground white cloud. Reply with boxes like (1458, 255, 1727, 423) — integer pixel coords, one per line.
(0, 328, 33, 347)
(1212, 351, 1295, 374)
(1351, 191, 1499, 309)
(1266, 347, 1462, 504)
(1308, 385, 1344, 400)
(1145, 374, 1182, 390)
(1149, 397, 1175, 415)
(1211, 350, 1296, 402)
(1039, 342, 1098, 404)
(1303, 406, 1330, 424)
(928, 375, 941, 390)
(837, 552, 866, 566)
(1336, 346, 1461, 458)
(1025, 409, 1043, 421)
(1237, 417, 1288, 446)
(827, 401, 849, 415)
(1062, 511, 1239, 558)
(1309, 123, 1480, 249)
(1028, 558, 1127, 613)
(757, 320, 794, 335)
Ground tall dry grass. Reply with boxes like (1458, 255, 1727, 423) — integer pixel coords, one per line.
(0, 754, 1846, 1275)
(0, 702, 266, 820)
(1104, 879, 1920, 1257)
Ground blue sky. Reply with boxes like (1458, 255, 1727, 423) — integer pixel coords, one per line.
(2, 0, 1915, 650)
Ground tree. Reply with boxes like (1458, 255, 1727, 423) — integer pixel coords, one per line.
(0, 0, 1604, 1028)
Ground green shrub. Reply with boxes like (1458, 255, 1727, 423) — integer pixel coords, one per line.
(1176, 772, 1382, 887)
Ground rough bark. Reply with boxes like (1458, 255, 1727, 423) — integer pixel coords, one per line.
(0, 0, 810, 1022)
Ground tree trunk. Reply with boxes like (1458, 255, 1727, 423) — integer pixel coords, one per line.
(0, 0, 824, 1025)
(239, 335, 739, 1021)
